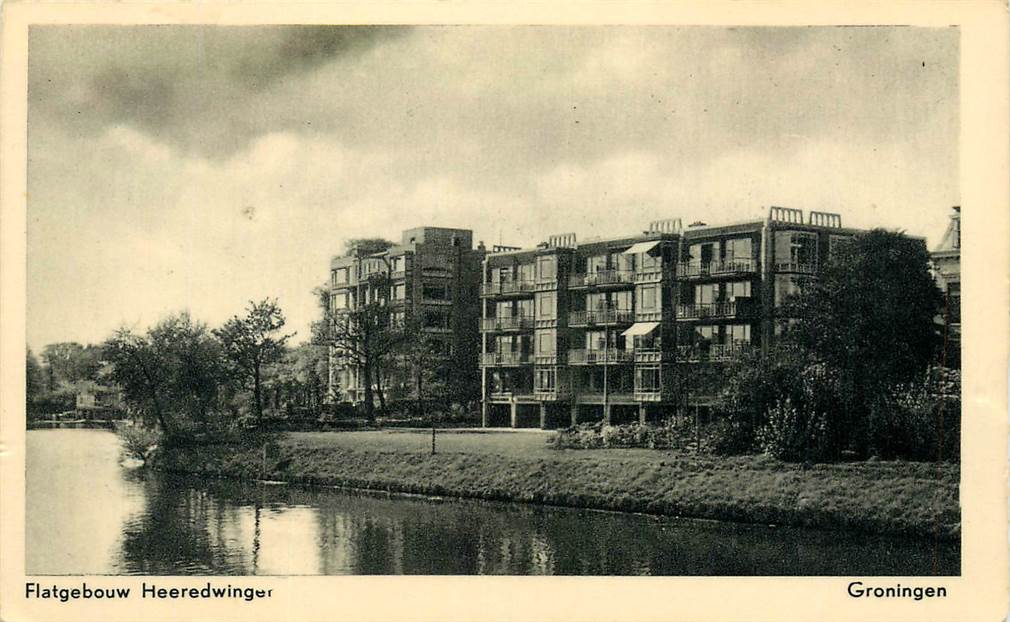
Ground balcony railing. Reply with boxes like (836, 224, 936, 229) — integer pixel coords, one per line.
(567, 349, 635, 365)
(568, 309, 636, 326)
(676, 298, 755, 320)
(676, 343, 753, 362)
(480, 315, 534, 331)
(481, 351, 533, 366)
(774, 261, 817, 274)
(568, 270, 635, 288)
(481, 280, 536, 296)
(633, 348, 671, 363)
(677, 259, 758, 279)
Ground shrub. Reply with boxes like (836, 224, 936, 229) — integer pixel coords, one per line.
(116, 422, 162, 462)
(868, 367, 960, 462)
(756, 398, 831, 462)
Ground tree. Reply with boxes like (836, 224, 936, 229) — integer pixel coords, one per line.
(782, 228, 944, 455)
(214, 299, 294, 427)
(26, 348, 45, 414)
(104, 312, 230, 436)
(40, 342, 104, 390)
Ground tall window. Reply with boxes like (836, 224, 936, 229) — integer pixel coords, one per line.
(775, 231, 818, 267)
(637, 285, 659, 310)
(724, 238, 752, 261)
(586, 330, 607, 351)
(726, 324, 751, 344)
(496, 301, 513, 318)
(390, 256, 405, 272)
(331, 292, 348, 310)
(536, 330, 556, 354)
(726, 281, 751, 300)
(587, 254, 607, 273)
(518, 262, 536, 283)
(587, 293, 607, 311)
(689, 242, 715, 264)
(695, 283, 718, 304)
(535, 368, 556, 391)
(393, 284, 406, 300)
(517, 299, 534, 317)
(615, 252, 634, 272)
(537, 255, 556, 281)
(635, 367, 661, 391)
(332, 268, 349, 286)
(612, 291, 632, 311)
(536, 292, 556, 318)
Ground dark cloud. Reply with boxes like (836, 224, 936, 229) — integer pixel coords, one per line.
(230, 26, 411, 89)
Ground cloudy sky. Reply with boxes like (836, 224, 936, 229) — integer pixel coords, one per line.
(27, 25, 959, 350)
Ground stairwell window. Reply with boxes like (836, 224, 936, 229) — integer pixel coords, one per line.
(536, 292, 556, 318)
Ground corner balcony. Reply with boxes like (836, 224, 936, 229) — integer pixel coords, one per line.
(568, 270, 635, 289)
(633, 388, 673, 402)
(533, 385, 571, 401)
(481, 280, 536, 297)
(675, 298, 756, 321)
(480, 315, 534, 332)
(568, 309, 635, 327)
(676, 343, 753, 362)
(677, 259, 758, 280)
(773, 261, 817, 275)
(567, 348, 635, 365)
(481, 351, 533, 367)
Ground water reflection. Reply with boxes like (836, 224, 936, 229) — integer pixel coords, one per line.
(27, 430, 959, 576)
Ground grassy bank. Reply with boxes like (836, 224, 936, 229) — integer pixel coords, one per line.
(155, 430, 959, 540)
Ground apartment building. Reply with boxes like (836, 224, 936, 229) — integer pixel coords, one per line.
(327, 227, 484, 404)
(479, 207, 864, 429)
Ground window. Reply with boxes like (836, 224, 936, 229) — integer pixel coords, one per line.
(390, 256, 405, 273)
(422, 283, 450, 301)
(587, 254, 607, 273)
(535, 368, 556, 391)
(724, 238, 752, 261)
(689, 242, 716, 264)
(586, 330, 607, 351)
(518, 263, 536, 283)
(495, 267, 512, 284)
(695, 283, 718, 304)
(495, 335, 516, 353)
(635, 367, 661, 391)
(587, 293, 607, 311)
(775, 231, 818, 267)
(612, 290, 632, 311)
(615, 252, 634, 272)
(517, 299, 534, 317)
(638, 286, 659, 310)
(726, 281, 751, 300)
(391, 311, 405, 327)
(393, 284, 406, 300)
(496, 301, 513, 318)
(332, 268, 349, 286)
(536, 292, 556, 318)
(695, 325, 716, 343)
(536, 330, 556, 354)
(726, 324, 751, 344)
(639, 251, 661, 270)
(537, 255, 556, 280)
(331, 292, 348, 310)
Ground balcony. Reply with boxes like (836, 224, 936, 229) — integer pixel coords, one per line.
(481, 280, 536, 297)
(633, 389, 671, 402)
(676, 298, 756, 321)
(677, 259, 758, 280)
(534, 385, 571, 401)
(568, 309, 635, 326)
(567, 349, 635, 365)
(568, 270, 635, 289)
(481, 351, 533, 366)
(633, 267, 673, 284)
(480, 315, 534, 332)
(676, 343, 753, 362)
(633, 348, 672, 364)
(773, 261, 817, 274)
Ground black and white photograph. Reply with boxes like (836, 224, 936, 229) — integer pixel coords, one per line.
(3, 4, 1008, 620)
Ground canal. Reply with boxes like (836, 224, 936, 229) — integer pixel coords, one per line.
(26, 429, 959, 576)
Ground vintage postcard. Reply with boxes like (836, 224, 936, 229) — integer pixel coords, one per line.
(1, 1, 1007, 621)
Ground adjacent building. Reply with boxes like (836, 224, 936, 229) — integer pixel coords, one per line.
(931, 206, 961, 366)
(327, 227, 485, 404)
(479, 207, 865, 429)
